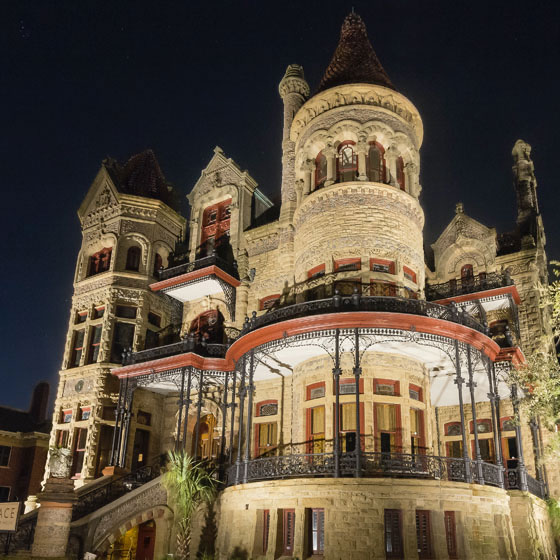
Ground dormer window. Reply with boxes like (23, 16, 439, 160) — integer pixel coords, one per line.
(367, 142, 386, 183)
(315, 152, 327, 189)
(337, 141, 357, 183)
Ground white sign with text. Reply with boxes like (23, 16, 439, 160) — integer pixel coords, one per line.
(0, 502, 20, 532)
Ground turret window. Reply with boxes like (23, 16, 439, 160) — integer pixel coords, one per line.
(315, 151, 327, 189)
(125, 246, 141, 271)
(88, 248, 112, 276)
(397, 156, 406, 191)
(337, 141, 358, 183)
(367, 142, 386, 183)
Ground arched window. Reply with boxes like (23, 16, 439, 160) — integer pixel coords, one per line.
(336, 141, 357, 183)
(315, 151, 327, 189)
(153, 253, 163, 276)
(125, 246, 141, 271)
(461, 264, 474, 279)
(88, 247, 112, 276)
(188, 309, 225, 343)
(397, 156, 406, 191)
(367, 142, 386, 183)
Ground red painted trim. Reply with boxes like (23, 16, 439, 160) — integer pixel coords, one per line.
(333, 257, 361, 272)
(409, 383, 423, 402)
(333, 377, 364, 394)
(226, 312, 501, 364)
(500, 416, 515, 430)
(306, 381, 326, 401)
(259, 294, 281, 311)
(469, 418, 492, 434)
(307, 264, 326, 279)
(370, 258, 396, 274)
(150, 265, 241, 292)
(403, 266, 417, 283)
(496, 346, 526, 367)
(444, 421, 461, 436)
(374, 378, 400, 396)
(432, 284, 521, 306)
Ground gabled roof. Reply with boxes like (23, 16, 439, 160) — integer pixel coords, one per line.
(318, 12, 395, 93)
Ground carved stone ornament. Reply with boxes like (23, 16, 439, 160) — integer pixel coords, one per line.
(48, 447, 73, 478)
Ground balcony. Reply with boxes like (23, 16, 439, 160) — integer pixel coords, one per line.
(243, 285, 487, 336)
(426, 272, 514, 302)
(151, 251, 240, 318)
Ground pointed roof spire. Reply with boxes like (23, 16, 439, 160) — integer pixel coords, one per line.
(318, 12, 395, 93)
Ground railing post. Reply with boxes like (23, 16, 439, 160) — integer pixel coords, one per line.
(511, 383, 528, 491)
(182, 366, 193, 451)
(243, 350, 256, 483)
(235, 357, 247, 485)
(228, 371, 237, 465)
(193, 368, 204, 460)
(109, 379, 124, 466)
(467, 346, 484, 484)
(486, 358, 504, 488)
(353, 328, 362, 477)
(175, 367, 186, 451)
(453, 340, 472, 483)
(333, 329, 341, 478)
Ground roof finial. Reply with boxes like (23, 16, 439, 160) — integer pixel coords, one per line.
(351, 6, 355, 13)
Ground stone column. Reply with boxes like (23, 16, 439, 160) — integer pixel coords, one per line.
(324, 145, 336, 187)
(302, 160, 314, 195)
(405, 162, 417, 196)
(32, 451, 77, 559)
(385, 144, 399, 187)
(357, 138, 368, 181)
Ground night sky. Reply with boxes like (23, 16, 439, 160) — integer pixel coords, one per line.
(2, 1, 559, 411)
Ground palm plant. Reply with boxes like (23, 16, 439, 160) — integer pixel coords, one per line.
(162, 450, 217, 560)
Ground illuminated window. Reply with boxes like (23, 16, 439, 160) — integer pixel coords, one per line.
(410, 409, 424, 455)
(337, 141, 358, 183)
(307, 406, 325, 454)
(308, 508, 325, 555)
(375, 403, 399, 453)
(87, 325, 102, 363)
(368, 142, 386, 183)
(70, 330, 85, 367)
(256, 422, 277, 456)
(446, 441, 463, 458)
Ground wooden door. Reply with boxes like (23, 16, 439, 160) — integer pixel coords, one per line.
(136, 521, 156, 560)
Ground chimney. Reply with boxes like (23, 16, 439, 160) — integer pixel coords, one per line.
(29, 382, 50, 424)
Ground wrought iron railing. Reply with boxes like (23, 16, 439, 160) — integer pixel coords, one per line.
(505, 468, 547, 500)
(157, 251, 238, 281)
(72, 456, 166, 520)
(0, 509, 37, 554)
(242, 290, 486, 335)
(426, 272, 513, 301)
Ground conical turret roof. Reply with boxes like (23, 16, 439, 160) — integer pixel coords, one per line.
(318, 12, 395, 93)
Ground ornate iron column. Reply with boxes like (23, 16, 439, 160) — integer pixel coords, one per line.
(485, 357, 504, 487)
(435, 407, 442, 457)
(228, 371, 237, 464)
(175, 367, 186, 451)
(119, 378, 135, 468)
(193, 368, 204, 459)
(467, 346, 484, 483)
(511, 383, 529, 491)
(243, 350, 256, 483)
(353, 328, 362, 477)
(109, 379, 124, 466)
(453, 340, 472, 482)
(234, 357, 247, 485)
(220, 371, 230, 463)
(182, 366, 193, 451)
(333, 329, 341, 478)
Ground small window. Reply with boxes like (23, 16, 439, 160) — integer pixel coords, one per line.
(56, 430, 69, 448)
(88, 247, 112, 276)
(308, 508, 325, 555)
(370, 258, 395, 274)
(256, 422, 277, 456)
(0, 446, 11, 467)
(307, 382, 326, 400)
(221, 204, 231, 220)
(153, 253, 163, 276)
(403, 266, 416, 283)
(283, 509, 296, 556)
(116, 305, 137, 319)
(87, 325, 102, 363)
(125, 246, 141, 271)
(80, 407, 91, 421)
(461, 264, 474, 280)
(339, 382, 356, 395)
(334, 258, 361, 272)
(368, 142, 386, 183)
(94, 306, 105, 319)
(307, 264, 326, 279)
(259, 295, 281, 311)
(470, 419, 492, 434)
(384, 509, 403, 559)
(0, 487, 10, 502)
(257, 401, 278, 417)
(409, 384, 422, 401)
(137, 411, 152, 426)
(374, 380, 399, 396)
(75, 311, 88, 324)
(145, 329, 159, 350)
(416, 510, 432, 559)
(62, 410, 73, 423)
(501, 417, 515, 432)
(445, 422, 462, 437)
(148, 312, 161, 327)
(444, 511, 458, 559)
(70, 330, 85, 367)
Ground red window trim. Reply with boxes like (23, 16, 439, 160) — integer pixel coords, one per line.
(367, 141, 387, 183)
(334, 401, 366, 451)
(336, 140, 358, 183)
(332, 377, 364, 395)
(259, 294, 281, 311)
(469, 418, 493, 434)
(410, 408, 426, 453)
(334, 257, 361, 272)
(256, 400, 278, 417)
(416, 509, 433, 559)
(283, 509, 296, 556)
(373, 378, 400, 397)
(61, 409, 73, 423)
(254, 421, 278, 457)
(305, 405, 325, 454)
(403, 266, 417, 283)
(263, 509, 270, 554)
(306, 381, 326, 401)
(446, 440, 463, 458)
(307, 264, 326, 279)
(373, 402, 402, 451)
(444, 421, 462, 436)
(315, 151, 327, 189)
(444, 511, 458, 559)
(409, 383, 423, 402)
(370, 258, 396, 274)
(500, 416, 515, 431)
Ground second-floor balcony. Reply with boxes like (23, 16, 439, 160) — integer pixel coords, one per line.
(426, 271, 514, 302)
